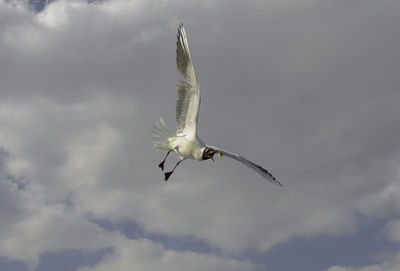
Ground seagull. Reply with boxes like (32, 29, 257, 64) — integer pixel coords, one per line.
(152, 24, 282, 186)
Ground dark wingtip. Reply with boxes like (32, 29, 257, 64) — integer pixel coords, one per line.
(251, 162, 283, 186)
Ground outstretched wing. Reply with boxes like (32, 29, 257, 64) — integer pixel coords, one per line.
(209, 146, 282, 186)
(175, 23, 200, 139)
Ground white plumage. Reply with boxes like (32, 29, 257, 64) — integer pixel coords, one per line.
(153, 23, 282, 186)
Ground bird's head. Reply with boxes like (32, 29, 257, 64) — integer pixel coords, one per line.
(202, 148, 217, 161)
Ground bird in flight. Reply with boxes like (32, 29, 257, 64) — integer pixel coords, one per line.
(152, 24, 282, 186)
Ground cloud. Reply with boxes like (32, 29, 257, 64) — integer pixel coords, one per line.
(325, 218, 400, 271)
(0, 95, 255, 269)
(1, 0, 400, 270)
(326, 253, 400, 271)
(359, 182, 400, 218)
(77, 238, 257, 271)
(0, 203, 115, 268)
(381, 219, 400, 244)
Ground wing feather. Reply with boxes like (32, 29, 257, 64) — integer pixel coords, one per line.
(209, 146, 282, 186)
(175, 23, 200, 138)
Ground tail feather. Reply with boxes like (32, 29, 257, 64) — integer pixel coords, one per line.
(152, 118, 173, 151)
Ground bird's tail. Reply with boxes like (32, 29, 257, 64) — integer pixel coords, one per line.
(152, 118, 173, 151)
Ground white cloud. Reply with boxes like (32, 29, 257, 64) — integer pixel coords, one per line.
(0, 179, 27, 240)
(358, 183, 400, 218)
(326, 253, 400, 271)
(1, 0, 400, 269)
(77, 238, 257, 271)
(0, 203, 116, 268)
(0, 176, 255, 270)
(0, 95, 255, 269)
(381, 219, 400, 244)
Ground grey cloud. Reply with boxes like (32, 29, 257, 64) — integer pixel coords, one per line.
(1, 0, 400, 269)
(381, 219, 400, 243)
(326, 253, 400, 271)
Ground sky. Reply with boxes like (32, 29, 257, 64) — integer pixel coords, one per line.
(1, 0, 400, 270)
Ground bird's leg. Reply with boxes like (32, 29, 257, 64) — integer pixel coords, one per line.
(164, 159, 184, 182)
(158, 150, 172, 171)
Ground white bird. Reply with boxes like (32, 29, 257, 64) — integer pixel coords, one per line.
(152, 24, 282, 186)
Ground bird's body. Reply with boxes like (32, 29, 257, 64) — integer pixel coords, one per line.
(169, 136, 205, 161)
(152, 24, 282, 186)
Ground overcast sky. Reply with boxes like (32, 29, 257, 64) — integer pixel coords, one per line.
(1, 0, 400, 270)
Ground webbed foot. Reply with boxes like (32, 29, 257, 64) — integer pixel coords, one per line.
(158, 161, 165, 171)
(164, 171, 173, 182)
